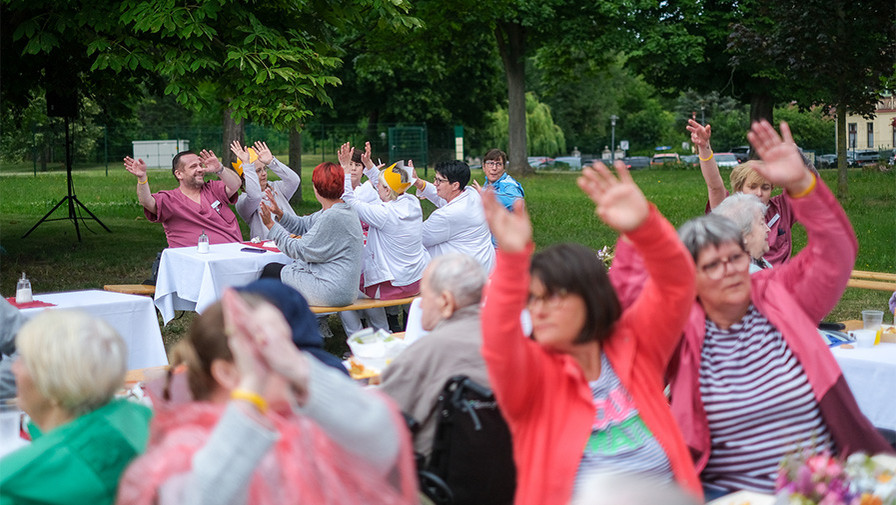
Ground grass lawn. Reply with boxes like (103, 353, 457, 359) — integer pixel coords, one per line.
(1, 160, 894, 354)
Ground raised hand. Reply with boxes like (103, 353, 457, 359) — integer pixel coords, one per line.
(337, 142, 354, 169)
(253, 141, 273, 166)
(481, 188, 531, 253)
(747, 120, 813, 194)
(471, 179, 482, 191)
(221, 289, 274, 395)
(577, 160, 649, 233)
(361, 141, 374, 169)
(686, 119, 712, 150)
(199, 149, 223, 172)
(229, 141, 250, 165)
(123, 156, 147, 179)
(264, 188, 283, 219)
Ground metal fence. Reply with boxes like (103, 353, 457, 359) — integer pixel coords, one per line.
(9, 120, 493, 174)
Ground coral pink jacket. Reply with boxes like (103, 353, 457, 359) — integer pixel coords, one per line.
(481, 206, 702, 505)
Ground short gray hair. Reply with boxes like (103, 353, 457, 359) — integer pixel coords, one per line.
(678, 213, 746, 263)
(16, 310, 127, 417)
(712, 193, 768, 238)
(426, 253, 486, 308)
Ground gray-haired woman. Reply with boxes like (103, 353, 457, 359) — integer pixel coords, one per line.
(711, 192, 772, 272)
(0, 310, 151, 504)
(669, 121, 893, 497)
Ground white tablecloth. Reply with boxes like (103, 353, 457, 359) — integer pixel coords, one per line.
(154, 242, 291, 324)
(831, 342, 896, 431)
(20, 290, 168, 370)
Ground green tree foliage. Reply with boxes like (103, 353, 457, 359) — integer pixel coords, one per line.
(534, 56, 681, 154)
(2, 0, 419, 130)
(728, 0, 895, 196)
(314, 0, 505, 155)
(626, 0, 787, 123)
(674, 90, 749, 151)
(485, 92, 566, 156)
(772, 105, 835, 154)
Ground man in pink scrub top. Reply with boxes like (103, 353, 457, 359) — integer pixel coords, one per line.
(125, 149, 243, 248)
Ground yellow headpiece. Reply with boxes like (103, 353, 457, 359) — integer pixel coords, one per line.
(381, 161, 414, 194)
(231, 147, 259, 176)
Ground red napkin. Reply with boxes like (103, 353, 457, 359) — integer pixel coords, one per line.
(5, 297, 56, 309)
(240, 241, 281, 253)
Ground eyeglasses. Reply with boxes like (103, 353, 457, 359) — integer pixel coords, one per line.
(698, 251, 750, 280)
(433, 175, 449, 185)
(484, 160, 504, 168)
(527, 289, 568, 309)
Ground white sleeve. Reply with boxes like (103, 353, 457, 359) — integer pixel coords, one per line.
(417, 180, 446, 207)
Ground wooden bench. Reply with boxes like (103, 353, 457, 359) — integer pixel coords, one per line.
(104, 284, 156, 297)
(848, 270, 896, 292)
(309, 295, 418, 314)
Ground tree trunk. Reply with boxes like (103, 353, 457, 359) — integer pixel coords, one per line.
(222, 107, 244, 170)
(836, 107, 848, 198)
(495, 21, 532, 176)
(289, 129, 303, 204)
(749, 92, 774, 125)
(365, 109, 380, 155)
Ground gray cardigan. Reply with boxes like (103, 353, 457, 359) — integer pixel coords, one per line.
(267, 202, 364, 306)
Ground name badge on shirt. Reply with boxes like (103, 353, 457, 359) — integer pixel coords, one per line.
(211, 200, 222, 215)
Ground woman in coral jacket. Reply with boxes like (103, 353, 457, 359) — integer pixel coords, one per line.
(479, 161, 702, 505)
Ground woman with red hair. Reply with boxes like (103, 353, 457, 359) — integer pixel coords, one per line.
(258, 162, 365, 307)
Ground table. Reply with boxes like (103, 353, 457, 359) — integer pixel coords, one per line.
(831, 321, 896, 432)
(20, 290, 168, 370)
(154, 242, 290, 324)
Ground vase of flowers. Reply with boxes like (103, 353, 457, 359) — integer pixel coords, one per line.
(776, 452, 895, 505)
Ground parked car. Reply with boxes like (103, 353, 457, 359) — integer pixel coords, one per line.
(650, 153, 680, 166)
(553, 156, 583, 170)
(623, 156, 651, 170)
(848, 150, 880, 167)
(817, 154, 838, 169)
(680, 154, 699, 167)
(730, 146, 751, 163)
(715, 153, 739, 168)
(527, 156, 553, 169)
(889, 152, 896, 166)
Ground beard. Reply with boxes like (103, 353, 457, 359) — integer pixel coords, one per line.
(180, 173, 205, 190)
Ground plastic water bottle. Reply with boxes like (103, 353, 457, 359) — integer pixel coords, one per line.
(15, 273, 32, 304)
(197, 230, 209, 254)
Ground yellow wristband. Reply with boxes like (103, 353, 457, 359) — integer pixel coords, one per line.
(788, 173, 817, 199)
(138, 178, 148, 185)
(698, 151, 714, 161)
(231, 388, 267, 414)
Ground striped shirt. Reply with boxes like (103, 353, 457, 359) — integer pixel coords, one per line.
(699, 305, 833, 493)
(574, 354, 672, 495)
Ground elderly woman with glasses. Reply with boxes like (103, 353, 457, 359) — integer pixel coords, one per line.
(710, 193, 772, 272)
(630, 121, 893, 498)
(481, 161, 702, 505)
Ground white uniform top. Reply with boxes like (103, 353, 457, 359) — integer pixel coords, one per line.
(342, 174, 430, 287)
(417, 183, 495, 272)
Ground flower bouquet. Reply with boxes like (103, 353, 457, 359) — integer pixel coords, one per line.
(597, 245, 614, 271)
(776, 452, 895, 505)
